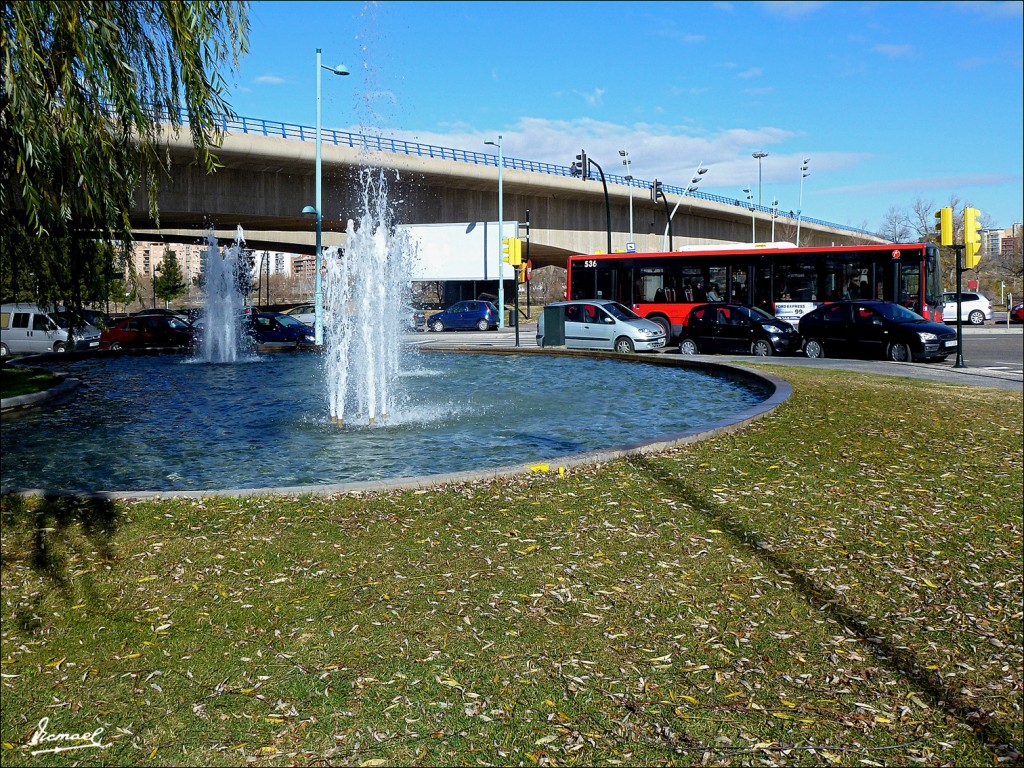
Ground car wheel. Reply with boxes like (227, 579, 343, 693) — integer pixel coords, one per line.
(751, 339, 773, 356)
(651, 316, 671, 342)
(887, 342, 912, 362)
(0, 342, 8, 358)
(968, 310, 985, 325)
(476, 319, 489, 331)
(614, 336, 635, 354)
(431, 319, 445, 332)
(804, 339, 825, 359)
(53, 341, 67, 353)
(679, 338, 699, 355)
(110, 342, 123, 351)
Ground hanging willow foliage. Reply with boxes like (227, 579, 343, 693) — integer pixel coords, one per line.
(0, 1, 249, 308)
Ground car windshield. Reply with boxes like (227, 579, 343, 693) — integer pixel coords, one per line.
(604, 302, 641, 320)
(738, 306, 777, 322)
(276, 315, 305, 327)
(874, 303, 924, 323)
(166, 318, 191, 330)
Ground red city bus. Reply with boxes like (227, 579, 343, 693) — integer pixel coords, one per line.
(566, 242, 944, 341)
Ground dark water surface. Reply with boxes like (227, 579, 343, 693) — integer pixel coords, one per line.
(1, 351, 770, 493)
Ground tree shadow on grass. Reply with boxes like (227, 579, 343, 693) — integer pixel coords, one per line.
(625, 454, 1022, 764)
(0, 492, 120, 632)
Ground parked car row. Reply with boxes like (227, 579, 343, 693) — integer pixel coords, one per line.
(534, 300, 961, 364)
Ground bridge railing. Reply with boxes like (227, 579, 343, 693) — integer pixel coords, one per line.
(163, 108, 881, 238)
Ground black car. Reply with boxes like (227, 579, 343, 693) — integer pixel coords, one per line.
(678, 304, 800, 357)
(244, 312, 316, 348)
(798, 300, 957, 362)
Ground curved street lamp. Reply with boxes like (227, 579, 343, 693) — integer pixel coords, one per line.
(571, 150, 611, 255)
(302, 48, 349, 347)
(663, 163, 708, 250)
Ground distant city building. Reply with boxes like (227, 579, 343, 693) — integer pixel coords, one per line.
(981, 225, 1023, 262)
(128, 242, 303, 283)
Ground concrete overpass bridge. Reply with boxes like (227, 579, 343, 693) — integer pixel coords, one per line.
(133, 113, 887, 269)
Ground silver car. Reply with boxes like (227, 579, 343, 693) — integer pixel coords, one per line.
(941, 291, 992, 325)
(537, 299, 666, 353)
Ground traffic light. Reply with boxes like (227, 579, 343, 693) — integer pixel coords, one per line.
(501, 237, 522, 266)
(963, 207, 982, 269)
(934, 207, 952, 246)
(572, 150, 589, 180)
(651, 179, 663, 202)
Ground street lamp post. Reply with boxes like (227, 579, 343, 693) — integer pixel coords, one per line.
(796, 158, 810, 247)
(663, 163, 708, 251)
(484, 136, 504, 328)
(303, 48, 349, 348)
(619, 149, 633, 246)
(752, 151, 768, 206)
(743, 188, 755, 243)
(151, 264, 161, 309)
(770, 197, 779, 242)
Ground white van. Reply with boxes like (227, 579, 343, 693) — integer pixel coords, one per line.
(0, 303, 102, 357)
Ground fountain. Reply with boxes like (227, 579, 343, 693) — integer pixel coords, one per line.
(322, 168, 416, 425)
(197, 226, 249, 363)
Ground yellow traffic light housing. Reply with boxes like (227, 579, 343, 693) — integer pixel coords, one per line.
(502, 237, 522, 266)
(963, 207, 982, 269)
(933, 207, 953, 246)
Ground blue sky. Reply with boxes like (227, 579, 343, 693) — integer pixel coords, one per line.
(227, 1, 1024, 234)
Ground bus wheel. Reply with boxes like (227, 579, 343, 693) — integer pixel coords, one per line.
(679, 338, 699, 355)
(887, 342, 912, 363)
(804, 339, 824, 359)
(751, 340, 773, 356)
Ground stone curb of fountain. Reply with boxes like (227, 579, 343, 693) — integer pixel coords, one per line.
(0, 377, 80, 413)
(6, 353, 792, 500)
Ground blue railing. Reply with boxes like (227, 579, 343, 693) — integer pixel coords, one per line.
(167, 107, 882, 238)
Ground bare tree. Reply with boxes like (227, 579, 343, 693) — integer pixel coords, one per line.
(880, 206, 912, 242)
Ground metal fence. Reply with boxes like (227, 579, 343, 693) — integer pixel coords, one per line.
(162, 107, 881, 238)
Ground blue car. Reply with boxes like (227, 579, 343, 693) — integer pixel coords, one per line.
(245, 312, 316, 348)
(427, 300, 499, 332)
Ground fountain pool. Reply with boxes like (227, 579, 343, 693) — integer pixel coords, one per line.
(0, 350, 777, 494)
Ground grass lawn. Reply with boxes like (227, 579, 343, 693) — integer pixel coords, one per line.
(0, 365, 61, 399)
(1, 367, 1021, 766)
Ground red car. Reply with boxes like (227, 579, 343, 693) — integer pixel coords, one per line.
(1011, 302, 1024, 323)
(101, 315, 198, 351)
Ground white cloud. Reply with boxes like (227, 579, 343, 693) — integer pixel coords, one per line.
(737, 67, 763, 79)
(254, 74, 286, 85)
(365, 117, 869, 195)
